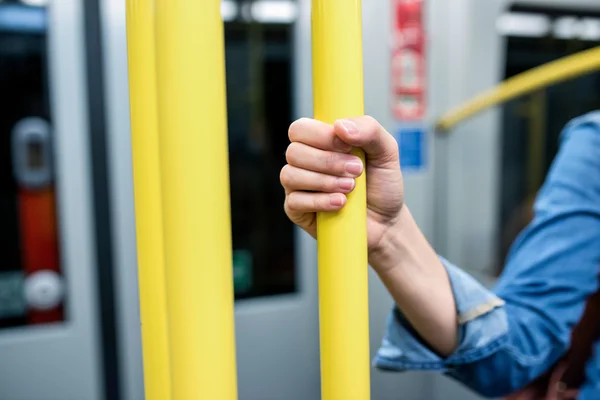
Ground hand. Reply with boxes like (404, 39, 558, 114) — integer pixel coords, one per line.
(281, 116, 458, 356)
(280, 116, 404, 257)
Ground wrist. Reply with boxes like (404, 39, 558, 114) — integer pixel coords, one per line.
(369, 205, 440, 276)
(368, 205, 412, 273)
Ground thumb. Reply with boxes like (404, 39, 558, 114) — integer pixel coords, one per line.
(333, 116, 399, 168)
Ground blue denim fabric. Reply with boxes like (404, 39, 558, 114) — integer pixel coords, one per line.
(374, 111, 600, 398)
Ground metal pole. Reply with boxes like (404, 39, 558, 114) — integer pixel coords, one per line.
(312, 1, 371, 399)
(155, 0, 238, 399)
(124, 1, 172, 399)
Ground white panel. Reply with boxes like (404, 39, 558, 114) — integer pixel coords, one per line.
(434, 0, 508, 278)
(0, 0, 103, 399)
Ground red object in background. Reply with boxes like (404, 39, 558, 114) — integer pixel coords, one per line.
(12, 117, 63, 326)
(18, 187, 63, 324)
(391, 0, 426, 120)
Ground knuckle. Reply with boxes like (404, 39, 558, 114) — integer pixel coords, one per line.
(390, 138, 400, 156)
(312, 195, 321, 211)
(284, 198, 299, 222)
(285, 142, 298, 163)
(283, 197, 292, 214)
(323, 152, 338, 172)
(314, 193, 331, 211)
(288, 117, 310, 140)
(279, 165, 291, 187)
(326, 175, 342, 192)
(287, 120, 299, 140)
(362, 114, 378, 125)
(383, 135, 400, 162)
(281, 165, 300, 189)
(362, 115, 379, 137)
(284, 194, 297, 212)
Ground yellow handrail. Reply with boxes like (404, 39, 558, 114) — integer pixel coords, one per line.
(436, 46, 600, 132)
(155, 0, 238, 399)
(312, 1, 371, 399)
(124, 2, 171, 399)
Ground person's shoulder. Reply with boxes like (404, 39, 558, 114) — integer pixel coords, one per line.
(561, 110, 600, 141)
(556, 111, 600, 158)
(548, 110, 600, 188)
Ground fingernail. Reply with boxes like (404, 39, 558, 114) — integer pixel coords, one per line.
(341, 120, 359, 136)
(345, 161, 363, 176)
(338, 178, 355, 191)
(329, 194, 345, 207)
(333, 136, 352, 152)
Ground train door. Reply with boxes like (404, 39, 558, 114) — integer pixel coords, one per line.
(101, 1, 321, 399)
(0, 1, 106, 399)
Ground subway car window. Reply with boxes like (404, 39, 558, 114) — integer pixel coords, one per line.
(224, 18, 296, 299)
(0, 4, 64, 328)
(497, 4, 600, 269)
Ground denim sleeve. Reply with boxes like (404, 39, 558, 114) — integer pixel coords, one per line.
(374, 112, 600, 398)
(373, 257, 510, 390)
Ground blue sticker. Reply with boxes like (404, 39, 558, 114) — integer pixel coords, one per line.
(395, 127, 427, 172)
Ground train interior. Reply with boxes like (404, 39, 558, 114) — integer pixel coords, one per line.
(0, 0, 599, 399)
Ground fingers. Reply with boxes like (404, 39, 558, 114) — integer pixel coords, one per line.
(285, 191, 347, 215)
(286, 142, 363, 177)
(282, 117, 364, 225)
(332, 116, 399, 168)
(287, 116, 399, 169)
(280, 165, 355, 195)
(288, 117, 353, 153)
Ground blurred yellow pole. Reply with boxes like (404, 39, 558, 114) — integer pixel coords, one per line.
(155, 0, 238, 399)
(124, 1, 171, 399)
(312, 1, 371, 399)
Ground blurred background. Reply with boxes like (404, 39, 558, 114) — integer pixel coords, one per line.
(0, 0, 599, 399)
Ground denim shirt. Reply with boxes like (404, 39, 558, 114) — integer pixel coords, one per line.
(374, 111, 600, 398)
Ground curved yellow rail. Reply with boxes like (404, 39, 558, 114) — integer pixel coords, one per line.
(436, 46, 600, 132)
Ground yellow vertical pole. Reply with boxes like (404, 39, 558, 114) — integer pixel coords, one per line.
(125, 1, 172, 399)
(154, 0, 238, 399)
(312, 1, 371, 399)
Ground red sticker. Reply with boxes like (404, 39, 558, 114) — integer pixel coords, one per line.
(391, 0, 426, 120)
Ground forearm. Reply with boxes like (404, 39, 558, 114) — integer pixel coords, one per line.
(370, 205, 458, 357)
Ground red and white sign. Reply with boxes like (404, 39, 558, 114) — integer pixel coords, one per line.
(391, 0, 426, 120)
